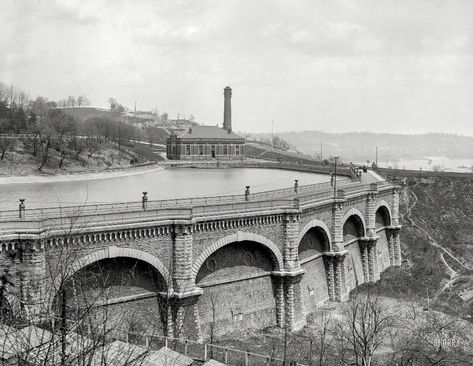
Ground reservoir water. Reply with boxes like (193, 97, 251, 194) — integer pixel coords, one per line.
(0, 168, 330, 211)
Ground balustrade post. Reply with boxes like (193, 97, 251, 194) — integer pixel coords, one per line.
(142, 192, 148, 211)
(19, 199, 26, 219)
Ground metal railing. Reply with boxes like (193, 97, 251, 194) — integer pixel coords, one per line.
(118, 333, 298, 366)
(0, 180, 392, 226)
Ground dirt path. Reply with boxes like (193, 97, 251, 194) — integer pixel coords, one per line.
(403, 187, 473, 272)
(402, 186, 473, 294)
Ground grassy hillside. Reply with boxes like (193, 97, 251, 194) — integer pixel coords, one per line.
(0, 138, 142, 176)
(60, 107, 122, 122)
(245, 141, 323, 164)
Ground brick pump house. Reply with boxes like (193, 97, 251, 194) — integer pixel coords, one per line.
(166, 87, 245, 160)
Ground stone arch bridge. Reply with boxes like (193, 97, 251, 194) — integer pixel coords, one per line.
(0, 175, 401, 340)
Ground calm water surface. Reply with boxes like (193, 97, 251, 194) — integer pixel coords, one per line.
(0, 168, 330, 210)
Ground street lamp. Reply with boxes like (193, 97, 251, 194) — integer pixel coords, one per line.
(333, 156, 339, 198)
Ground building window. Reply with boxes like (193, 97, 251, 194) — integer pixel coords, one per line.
(186, 145, 191, 155)
(199, 145, 204, 155)
(223, 145, 228, 155)
(235, 145, 240, 155)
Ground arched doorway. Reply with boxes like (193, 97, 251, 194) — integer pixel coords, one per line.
(298, 226, 330, 313)
(195, 240, 279, 337)
(53, 256, 168, 339)
(342, 214, 365, 291)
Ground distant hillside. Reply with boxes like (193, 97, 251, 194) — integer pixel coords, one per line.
(60, 107, 122, 122)
(249, 131, 473, 162)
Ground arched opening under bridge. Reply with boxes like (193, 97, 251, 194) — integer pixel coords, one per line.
(52, 256, 168, 339)
(195, 239, 280, 336)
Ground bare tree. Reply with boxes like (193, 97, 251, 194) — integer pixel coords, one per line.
(335, 289, 392, 366)
(67, 96, 76, 108)
(0, 118, 13, 160)
(0, 207, 164, 365)
(108, 98, 117, 110)
(308, 310, 334, 366)
(68, 136, 86, 161)
(390, 304, 473, 366)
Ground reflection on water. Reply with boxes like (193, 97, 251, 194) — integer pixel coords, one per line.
(0, 168, 330, 210)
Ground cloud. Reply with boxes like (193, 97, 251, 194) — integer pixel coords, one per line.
(0, 0, 472, 135)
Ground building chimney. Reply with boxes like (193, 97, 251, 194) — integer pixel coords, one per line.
(223, 86, 232, 132)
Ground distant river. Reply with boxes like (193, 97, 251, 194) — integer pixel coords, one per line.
(0, 168, 330, 211)
(376, 157, 473, 173)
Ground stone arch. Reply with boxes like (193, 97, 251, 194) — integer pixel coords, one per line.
(297, 219, 332, 253)
(191, 231, 284, 281)
(53, 246, 171, 293)
(341, 208, 366, 238)
(375, 200, 392, 227)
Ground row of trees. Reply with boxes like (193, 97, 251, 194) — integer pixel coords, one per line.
(0, 84, 145, 169)
(57, 95, 91, 109)
(247, 288, 473, 366)
(0, 82, 91, 111)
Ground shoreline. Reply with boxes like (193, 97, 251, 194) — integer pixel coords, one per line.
(0, 159, 350, 185)
(0, 162, 166, 185)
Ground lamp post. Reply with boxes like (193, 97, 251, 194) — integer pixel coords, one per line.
(333, 156, 339, 198)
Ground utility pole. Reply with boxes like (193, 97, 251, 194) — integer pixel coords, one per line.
(375, 146, 378, 166)
(333, 156, 339, 198)
(271, 120, 274, 149)
(134, 101, 136, 118)
(320, 141, 323, 161)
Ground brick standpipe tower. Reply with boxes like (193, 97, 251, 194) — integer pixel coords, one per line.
(223, 86, 232, 132)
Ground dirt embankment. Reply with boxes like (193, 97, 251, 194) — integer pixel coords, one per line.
(379, 176, 473, 319)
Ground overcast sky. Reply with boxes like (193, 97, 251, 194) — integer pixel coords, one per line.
(1, 0, 472, 134)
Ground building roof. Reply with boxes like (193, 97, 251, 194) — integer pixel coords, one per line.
(202, 359, 228, 366)
(175, 126, 244, 141)
(142, 346, 194, 366)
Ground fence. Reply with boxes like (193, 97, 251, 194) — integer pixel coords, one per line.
(121, 334, 293, 366)
(0, 179, 390, 224)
